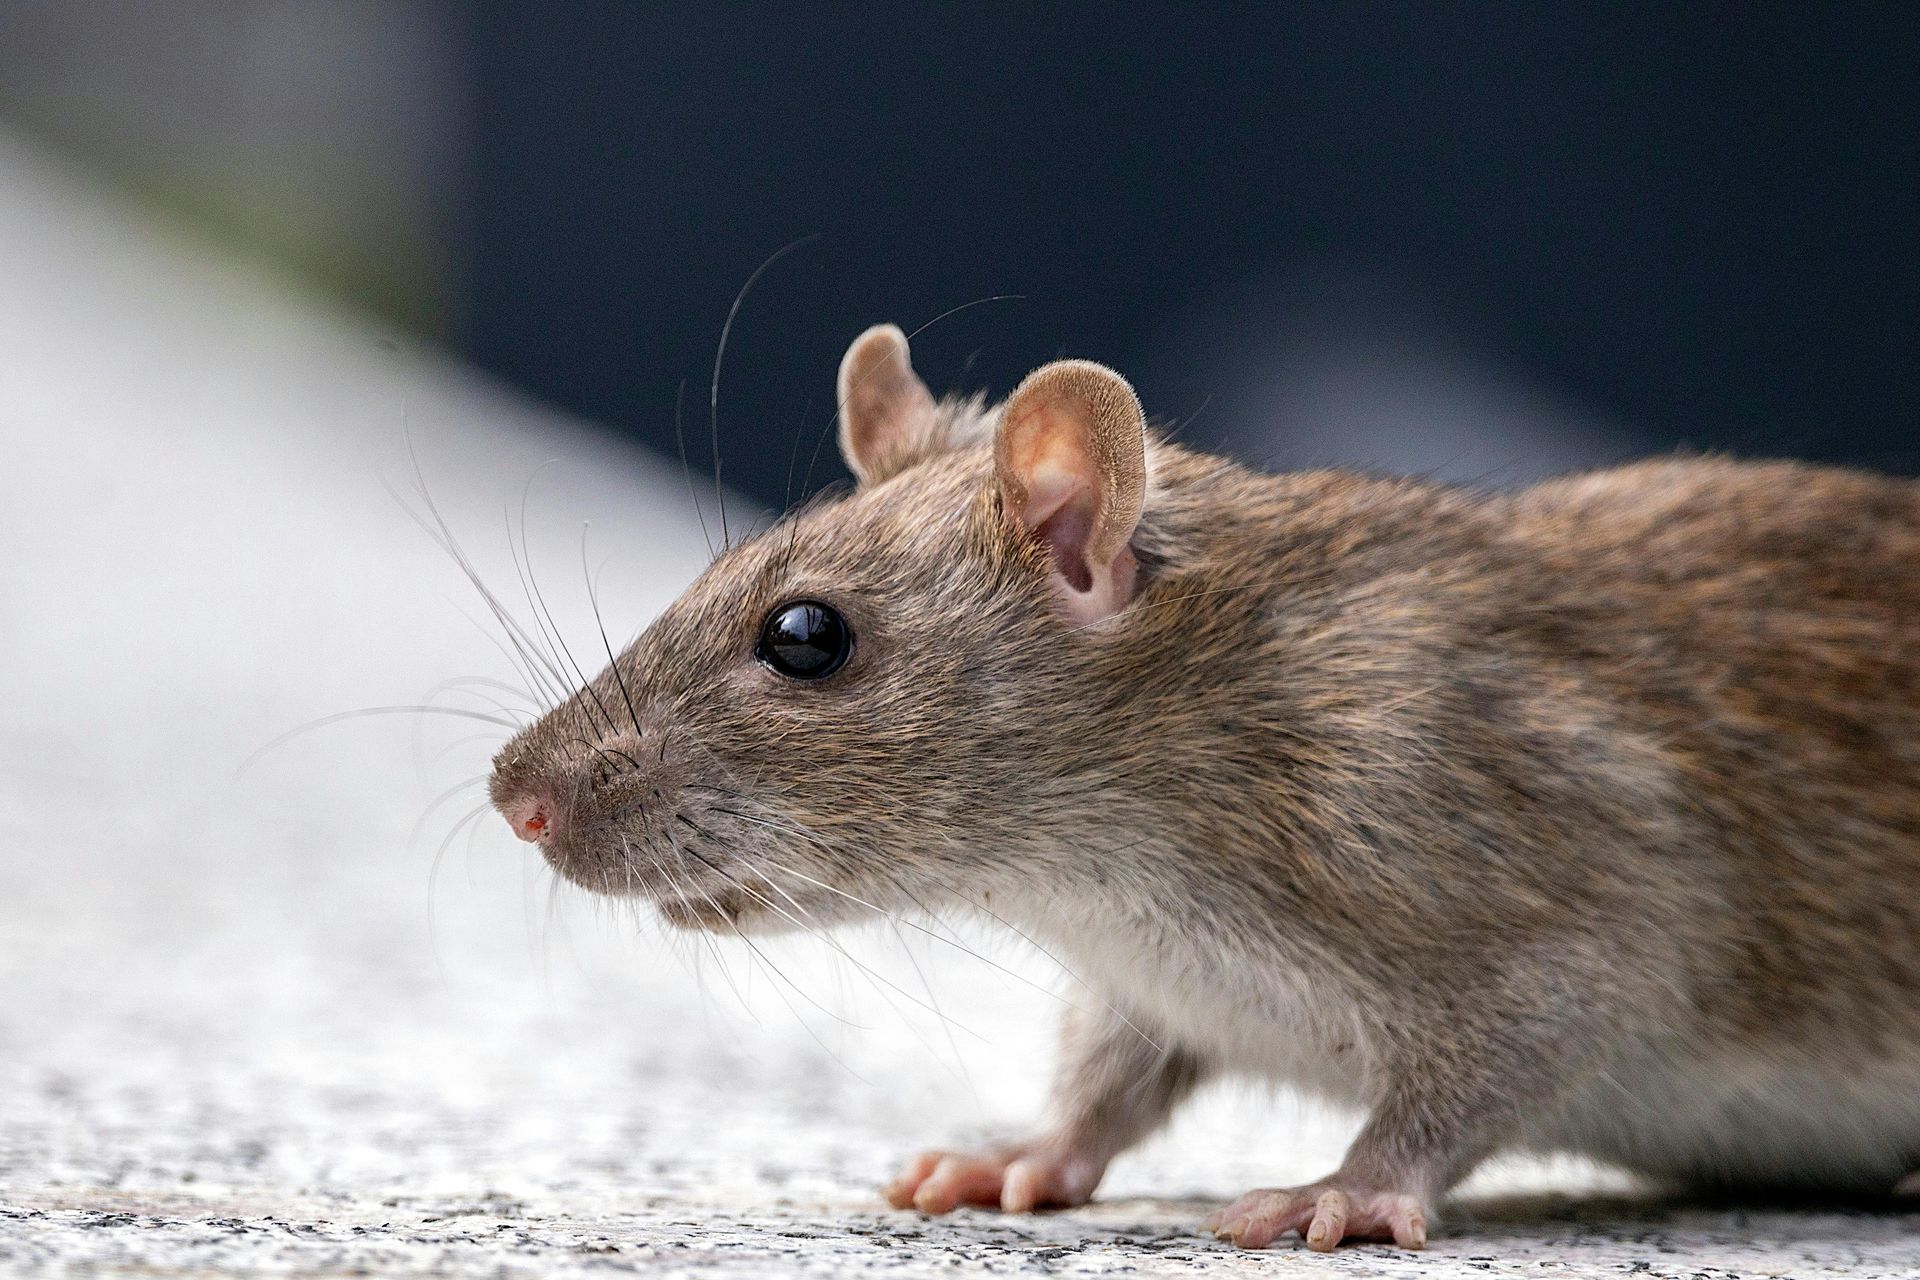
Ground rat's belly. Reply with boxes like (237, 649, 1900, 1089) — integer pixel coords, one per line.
(1538, 1045, 1920, 1190)
(1065, 925, 1377, 1107)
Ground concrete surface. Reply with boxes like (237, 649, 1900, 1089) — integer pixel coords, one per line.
(3, 129, 1919, 1279)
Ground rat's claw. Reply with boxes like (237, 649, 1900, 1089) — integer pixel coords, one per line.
(1387, 1194, 1428, 1249)
(883, 1152, 943, 1209)
(1000, 1157, 1042, 1213)
(1206, 1187, 1300, 1248)
(886, 1143, 1102, 1216)
(1203, 1180, 1430, 1251)
(912, 1153, 1007, 1213)
(1305, 1188, 1348, 1251)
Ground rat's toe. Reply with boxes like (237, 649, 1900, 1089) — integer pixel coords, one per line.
(1304, 1188, 1349, 1251)
(1208, 1180, 1431, 1251)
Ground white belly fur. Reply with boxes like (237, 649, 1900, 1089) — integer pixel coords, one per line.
(1056, 916, 1920, 1191)
(1539, 1044, 1920, 1192)
(1058, 919, 1379, 1110)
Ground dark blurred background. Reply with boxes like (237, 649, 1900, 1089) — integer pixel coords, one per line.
(5, 1, 1915, 503)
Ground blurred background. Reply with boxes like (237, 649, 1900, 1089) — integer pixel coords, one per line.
(2, 5, 1918, 1274)
(4, 1, 1915, 498)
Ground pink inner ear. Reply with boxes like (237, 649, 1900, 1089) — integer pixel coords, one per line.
(1033, 499, 1095, 592)
(1019, 454, 1101, 594)
(995, 361, 1146, 626)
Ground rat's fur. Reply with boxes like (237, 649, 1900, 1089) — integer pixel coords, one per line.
(490, 335, 1920, 1250)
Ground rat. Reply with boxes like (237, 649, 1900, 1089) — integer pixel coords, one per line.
(487, 323, 1920, 1251)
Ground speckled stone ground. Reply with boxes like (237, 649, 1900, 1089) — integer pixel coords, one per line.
(4, 128, 1920, 1279)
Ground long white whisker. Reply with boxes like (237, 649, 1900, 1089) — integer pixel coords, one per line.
(426, 799, 495, 988)
(647, 838, 757, 1024)
(393, 439, 573, 706)
(409, 774, 490, 845)
(241, 705, 515, 775)
(740, 852, 985, 1054)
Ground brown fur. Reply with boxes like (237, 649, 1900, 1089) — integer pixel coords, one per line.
(490, 349, 1920, 1247)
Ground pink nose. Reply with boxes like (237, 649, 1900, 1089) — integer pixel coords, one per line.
(502, 796, 553, 843)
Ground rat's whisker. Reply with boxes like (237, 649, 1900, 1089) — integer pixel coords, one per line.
(655, 845, 732, 999)
(506, 463, 574, 683)
(684, 771, 1045, 1025)
(719, 841, 985, 1048)
(937, 882, 1165, 1055)
(537, 865, 566, 996)
(674, 835, 866, 1031)
(679, 834, 990, 1042)
(443, 598, 559, 714)
(797, 292, 1023, 502)
(424, 674, 543, 709)
(725, 915, 874, 1086)
(518, 474, 609, 717)
(580, 525, 644, 738)
(732, 921, 870, 1031)
(784, 395, 815, 511)
(672, 378, 715, 560)
(408, 676, 533, 772)
(568, 736, 632, 784)
(409, 774, 491, 846)
(415, 681, 534, 728)
(675, 844, 898, 1036)
(711, 235, 822, 551)
(393, 440, 572, 708)
(643, 837, 755, 1021)
(242, 705, 515, 774)
(424, 797, 497, 975)
(752, 854, 1152, 1049)
(892, 881, 1031, 993)
(507, 479, 620, 740)
(607, 747, 647, 775)
(430, 729, 517, 769)
(891, 914, 983, 1089)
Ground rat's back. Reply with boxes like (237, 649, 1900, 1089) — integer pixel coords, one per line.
(1505, 458, 1920, 1189)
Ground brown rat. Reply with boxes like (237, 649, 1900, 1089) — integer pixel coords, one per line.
(488, 323, 1920, 1251)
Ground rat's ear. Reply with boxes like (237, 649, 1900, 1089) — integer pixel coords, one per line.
(994, 360, 1147, 626)
(837, 323, 938, 486)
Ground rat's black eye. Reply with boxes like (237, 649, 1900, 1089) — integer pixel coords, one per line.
(756, 600, 852, 680)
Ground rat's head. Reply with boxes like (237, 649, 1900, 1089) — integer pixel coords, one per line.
(488, 324, 1160, 933)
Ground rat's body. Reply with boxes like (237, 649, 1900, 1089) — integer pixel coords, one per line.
(1001, 452, 1920, 1202)
(490, 326, 1920, 1250)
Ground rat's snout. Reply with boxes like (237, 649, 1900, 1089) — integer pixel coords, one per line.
(500, 793, 554, 843)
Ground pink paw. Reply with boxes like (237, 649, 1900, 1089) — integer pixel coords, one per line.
(884, 1144, 1103, 1214)
(1203, 1179, 1429, 1251)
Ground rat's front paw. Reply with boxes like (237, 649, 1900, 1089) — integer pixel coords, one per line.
(1203, 1179, 1429, 1251)
(884, 1142, 1103, 1214)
